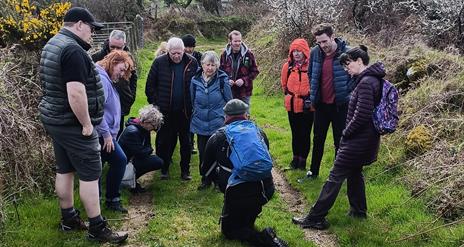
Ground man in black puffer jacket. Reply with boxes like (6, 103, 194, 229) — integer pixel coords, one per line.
(92, 30, 138, 138)
(145, 37, 198, 181)
(201, 99, 288, 247)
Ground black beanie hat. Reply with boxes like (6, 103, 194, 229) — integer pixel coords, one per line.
(182, 34, 196, 47)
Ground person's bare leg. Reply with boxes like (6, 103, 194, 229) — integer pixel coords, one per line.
(56, 173, 74, 209)
(79, 180, 101, 218)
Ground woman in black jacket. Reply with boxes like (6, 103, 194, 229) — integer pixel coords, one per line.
(118, 105, 164, 193)
(293, 45, 383, 230)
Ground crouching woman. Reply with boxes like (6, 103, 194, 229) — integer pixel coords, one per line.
(118, 105, 165, 193)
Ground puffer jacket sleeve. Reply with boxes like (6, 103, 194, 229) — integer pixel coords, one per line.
(145, 59, 158, 105)
(343, 77, 376, 138)
(119, 126, 153, 159)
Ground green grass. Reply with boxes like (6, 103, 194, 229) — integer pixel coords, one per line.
(2, 39, 464, 246)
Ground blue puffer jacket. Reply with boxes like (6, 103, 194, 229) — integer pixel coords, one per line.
(309, 38, 352, 106)
(190, 69, 233, 136)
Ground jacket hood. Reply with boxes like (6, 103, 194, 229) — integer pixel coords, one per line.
(288, 38, 310, 62)
(335, 38, 348, 54)
(125, 117, 141, 126)
(193, 68, 228, 84)
(355, 62, 386, 83)
(225, 43, 249, 57)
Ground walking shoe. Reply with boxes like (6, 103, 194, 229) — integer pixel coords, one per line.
(292, 215, 330, 230)
(197, 182, 211, 191)
(262, 227, 289, 247)
(347, 211, 367, 219)
(160, 172, 169, 180)
(59, 209, 87, 231)
(88, 219, 128, 243)
(181, 173, 192, 181)
(290, 160, 299, 169)
(130, 183, 147, 194)
(105, 200, 128, 214)
(191, 148, 198, 154)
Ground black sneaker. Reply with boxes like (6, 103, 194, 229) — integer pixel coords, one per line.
(88, 219, 128, 244)
(59, 209, 88, 231)
(292, 215, 330, 230)
(262, 227, 289, 247)
(197, 182, 211, 191)
(160, 172, 169, 180)
(105, 200, 128, 214)
(347, 211, 367, 219)
(191, 148, 198, 154)
(130, 183, 147, 194)
(181, 173, 192, 181)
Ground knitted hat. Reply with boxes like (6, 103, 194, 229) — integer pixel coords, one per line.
(223, 99, 249, 116)
(64, 7, 103, 30)
(181, 34, 196, 47)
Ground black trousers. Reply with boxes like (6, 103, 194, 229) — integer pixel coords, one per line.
(117, 114, 125, 139)
(309, 164, 367, 220)
(197, 134, 211, 184)
(155, 111, 191, 175)
(310, 103, 348, 176)
(221, 182, 270, 246)
(288, 111, 314, 161)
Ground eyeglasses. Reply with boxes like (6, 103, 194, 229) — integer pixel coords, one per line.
(83, 22, 95, 33)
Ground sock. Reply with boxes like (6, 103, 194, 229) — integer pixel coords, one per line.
(61, 207, 76, 219)
(88, 215, 104, 226)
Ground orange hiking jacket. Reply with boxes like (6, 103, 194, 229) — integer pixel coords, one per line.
(281, 38, 313, 113)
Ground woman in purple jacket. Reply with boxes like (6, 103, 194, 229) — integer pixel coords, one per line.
(293, 45, 384, 229)
(95, 50, 134, 213)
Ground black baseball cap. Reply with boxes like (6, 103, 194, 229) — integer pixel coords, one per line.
(63, 7, 103, 30)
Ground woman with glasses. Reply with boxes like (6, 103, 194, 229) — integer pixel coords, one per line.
(118, 105, 165, 193)
(95, 50, 134, 213)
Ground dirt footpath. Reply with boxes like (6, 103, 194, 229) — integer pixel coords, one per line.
(272, 168, 339, 247)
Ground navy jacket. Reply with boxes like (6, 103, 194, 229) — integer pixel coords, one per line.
(309, 38, 352, 106)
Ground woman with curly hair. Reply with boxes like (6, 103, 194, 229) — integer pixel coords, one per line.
(95, 50, 134, 213)
(118, 105, 165, 193)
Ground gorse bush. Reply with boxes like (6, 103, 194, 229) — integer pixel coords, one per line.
(0, 0, 71, 49)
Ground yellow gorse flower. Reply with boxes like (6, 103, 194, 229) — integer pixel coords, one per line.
(0, 0, 71, 48)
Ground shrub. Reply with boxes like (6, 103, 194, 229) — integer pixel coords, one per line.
(0, 0, 71, 49)
(405, 125, 433, 155)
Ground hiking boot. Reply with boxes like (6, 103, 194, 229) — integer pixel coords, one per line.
(262, 227, 289, 247)
(289, 160, 299, 169)
(105, 200, 128, 214)
(88, 219, 128, 244)
(160, 171, 169, 180)
(59, 209, 87, 232)
(292, 215, 330, 230)
(181, 172, 192, 181)
(197, 182, 211, 191)
(347, 211, 367, 219)
(130, 183, 147, 194)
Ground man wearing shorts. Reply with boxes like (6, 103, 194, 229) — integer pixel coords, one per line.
(39, 7, 127, 243)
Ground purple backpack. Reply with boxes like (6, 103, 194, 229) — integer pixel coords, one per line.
(373, 79, 399, 135)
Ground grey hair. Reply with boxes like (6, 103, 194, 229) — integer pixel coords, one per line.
(167, 37, 184, 51)
(109, 30, 126, 42)
(139, 105, 164, 130)
(201, 51, 220, 68)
